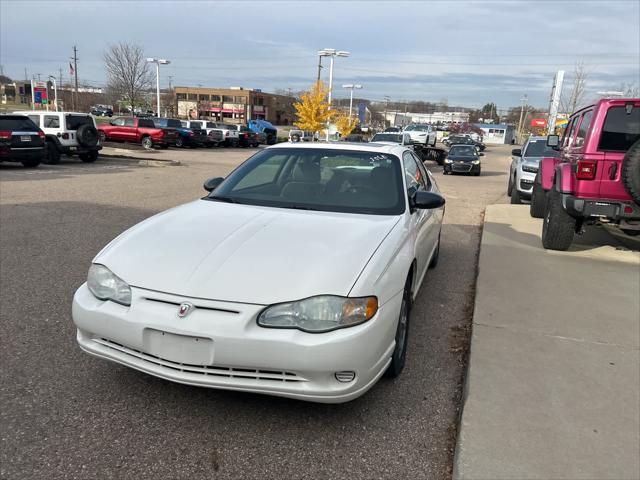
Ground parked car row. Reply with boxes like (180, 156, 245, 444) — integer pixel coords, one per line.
(507, 97, 640, 251)
(97, 116, 274, 150)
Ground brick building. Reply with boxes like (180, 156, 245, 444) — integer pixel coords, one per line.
(174, 86, 296, 125)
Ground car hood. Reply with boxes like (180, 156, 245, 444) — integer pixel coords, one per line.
(95, 200, 401, 305)
(521, 156, 546, 165)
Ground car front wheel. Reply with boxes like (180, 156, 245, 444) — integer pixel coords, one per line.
(530, 181, 546, 218)
(542, 188, 576, 251)
(511, 186, 522, 204)
(386, 276, 412, 378)
(141, 137, 154, 150)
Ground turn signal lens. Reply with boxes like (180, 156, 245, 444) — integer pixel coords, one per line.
(0, 131, 11, 139)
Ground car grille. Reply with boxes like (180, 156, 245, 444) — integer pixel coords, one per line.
(94, 338, 304, 383)
(452, 163, 473, 172)
(520, 179, 534, 190)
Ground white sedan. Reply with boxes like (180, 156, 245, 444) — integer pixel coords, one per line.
(72, 142, 445, 403)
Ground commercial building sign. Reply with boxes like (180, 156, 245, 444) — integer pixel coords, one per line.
(530, 118, 547, 127)
(33, 81, 48, 105)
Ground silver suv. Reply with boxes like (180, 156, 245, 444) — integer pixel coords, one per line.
(14, 111, 101, 164)
(508, 135, 559, 204)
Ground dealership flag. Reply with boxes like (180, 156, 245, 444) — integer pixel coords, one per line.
(69, 62, 74, 75)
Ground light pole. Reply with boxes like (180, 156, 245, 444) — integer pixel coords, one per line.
(147, 58, 170, 117)
(317, 49, 350, 140)
(48, 75, 58, 111)
(342, 84, 363, 118)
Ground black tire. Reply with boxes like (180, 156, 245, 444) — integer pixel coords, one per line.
(429, 231, 441, 269)
(474, 169, 481, 176)
(507, 172, 514, 196)
(511, 186, 522, 204)
(21, 157, 41, 168)
(141, 136, 154, 150)
(175, 137, 184, 148)
(530, 180, 546, 218)
(76, 124, 99, 148)
(386, 276, 412, 378)
(621, 139, 640, 205)
(79, 151, 98, 163)
(542, 188, 576, 251)
(45, 141, 60, 165)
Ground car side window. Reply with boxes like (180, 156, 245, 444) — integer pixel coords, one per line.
(124, 118, 135, 127)
(402, 152, 426, 197)
(112, 118, 125, 127)
(27, 115, 40, 127)
(43, 115, 60, 128)
(411, 152, 433, 190)
(563, 116, 579, 148)
(574, 110, 593, 148)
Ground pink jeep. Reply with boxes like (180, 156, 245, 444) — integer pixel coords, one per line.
(530, 98, 640, 250)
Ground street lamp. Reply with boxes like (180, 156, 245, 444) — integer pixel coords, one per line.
(48, 75, 58, 111)
(317, 49, 350, 140)
(342, 84, 362, 118)
(147, 58, 170, 117)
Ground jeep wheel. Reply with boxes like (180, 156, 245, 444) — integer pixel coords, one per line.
(77, 124, 99, 148)
(511, 186, 522, 204)
(385, 276, 412, 378)
(542, 188, 576, 251)
(622, 139, 640, 205)
(141, 137, 154, 150)
(45, 141, 61, 165)
(79, 151, 98, 163)
(530, 181, 546, 218)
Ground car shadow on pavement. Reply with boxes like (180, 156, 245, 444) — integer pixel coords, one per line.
(0, 160, 140, 182)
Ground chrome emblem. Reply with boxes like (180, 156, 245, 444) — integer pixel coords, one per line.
(177, 302, 194, 318)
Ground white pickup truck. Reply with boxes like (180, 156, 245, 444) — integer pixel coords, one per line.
(403, 124, 437, 147)
(211, 123, 240, 147)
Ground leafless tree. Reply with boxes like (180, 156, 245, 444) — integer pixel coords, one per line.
(104, 43, 152, 115)
(620, 83, 640, 97)
(560, 61, 590, 114)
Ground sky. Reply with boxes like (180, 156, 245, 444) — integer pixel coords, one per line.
(1, 0, 639, 111)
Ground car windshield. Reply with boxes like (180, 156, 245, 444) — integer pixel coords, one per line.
(372, 133, 402, 143)
(206, 122, 217, 128)
(208, 148, 405, 215)
(65, 115, 93, 130)
(449, 145, 476, 156)
(598, 105, 640, 152)
(405, 125, 427, 131)
(0, 117, 39, 130)
(524, 140, 560, 157)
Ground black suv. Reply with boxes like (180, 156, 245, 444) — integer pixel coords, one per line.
(0, 115, 45, 168)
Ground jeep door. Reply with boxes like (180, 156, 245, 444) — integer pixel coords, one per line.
(564, 108, 600, 198)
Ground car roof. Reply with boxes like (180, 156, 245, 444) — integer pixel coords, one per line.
(12, 110, 90, 116)
(267, 141, 409, 156)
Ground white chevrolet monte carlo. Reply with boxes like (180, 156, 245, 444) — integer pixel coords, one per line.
(72, 142, 445, 403)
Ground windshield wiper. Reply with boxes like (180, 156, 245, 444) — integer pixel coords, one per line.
(282, 204, 321, 211)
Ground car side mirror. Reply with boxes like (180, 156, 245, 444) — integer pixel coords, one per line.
(412, 191, 445, 210)
(511, 148, 521, 156)
(479, 152, 485, 156)
(547, 135, 560, 148)
(203, 177, 224, 192)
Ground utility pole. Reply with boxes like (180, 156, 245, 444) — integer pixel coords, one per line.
(316, 55, 323, 83)
(384, 96, 390, 129)
(24, 67, 28, 81)
(71, 45, 79, 111)
(517, 94, 528, 142)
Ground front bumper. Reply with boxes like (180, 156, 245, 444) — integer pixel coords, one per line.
(72, 284, 400, 403)
(444, 161, 480, 173)
(516, 168, 537, 197)
(562, 194, 640, 221)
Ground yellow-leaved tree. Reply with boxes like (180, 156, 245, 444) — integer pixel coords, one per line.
(334, 111, 359, 137)
(293, 81, 332, 133)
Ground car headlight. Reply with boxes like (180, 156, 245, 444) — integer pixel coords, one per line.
(522, 164, 538, 173)
(87, 264, 131, 306)
(472, 160, 480, 164)
(444, 159, 453, 164)
(257, 295, 378, 333)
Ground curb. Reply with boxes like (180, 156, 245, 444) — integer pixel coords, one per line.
(100, 154, 181, 167)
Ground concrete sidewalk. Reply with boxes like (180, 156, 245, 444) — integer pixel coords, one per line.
(454, 205, 640, 480)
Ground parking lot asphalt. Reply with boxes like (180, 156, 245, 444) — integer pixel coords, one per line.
(1, 144, 513, 479)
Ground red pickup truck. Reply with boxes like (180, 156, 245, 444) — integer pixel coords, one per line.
(97, 117, 178, 150)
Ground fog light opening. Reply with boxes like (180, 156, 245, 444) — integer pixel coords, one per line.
(335, 371, 356, 383)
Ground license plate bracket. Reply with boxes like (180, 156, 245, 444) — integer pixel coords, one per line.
(20, 136, 31, 142)
(143, 329, 213, 365)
